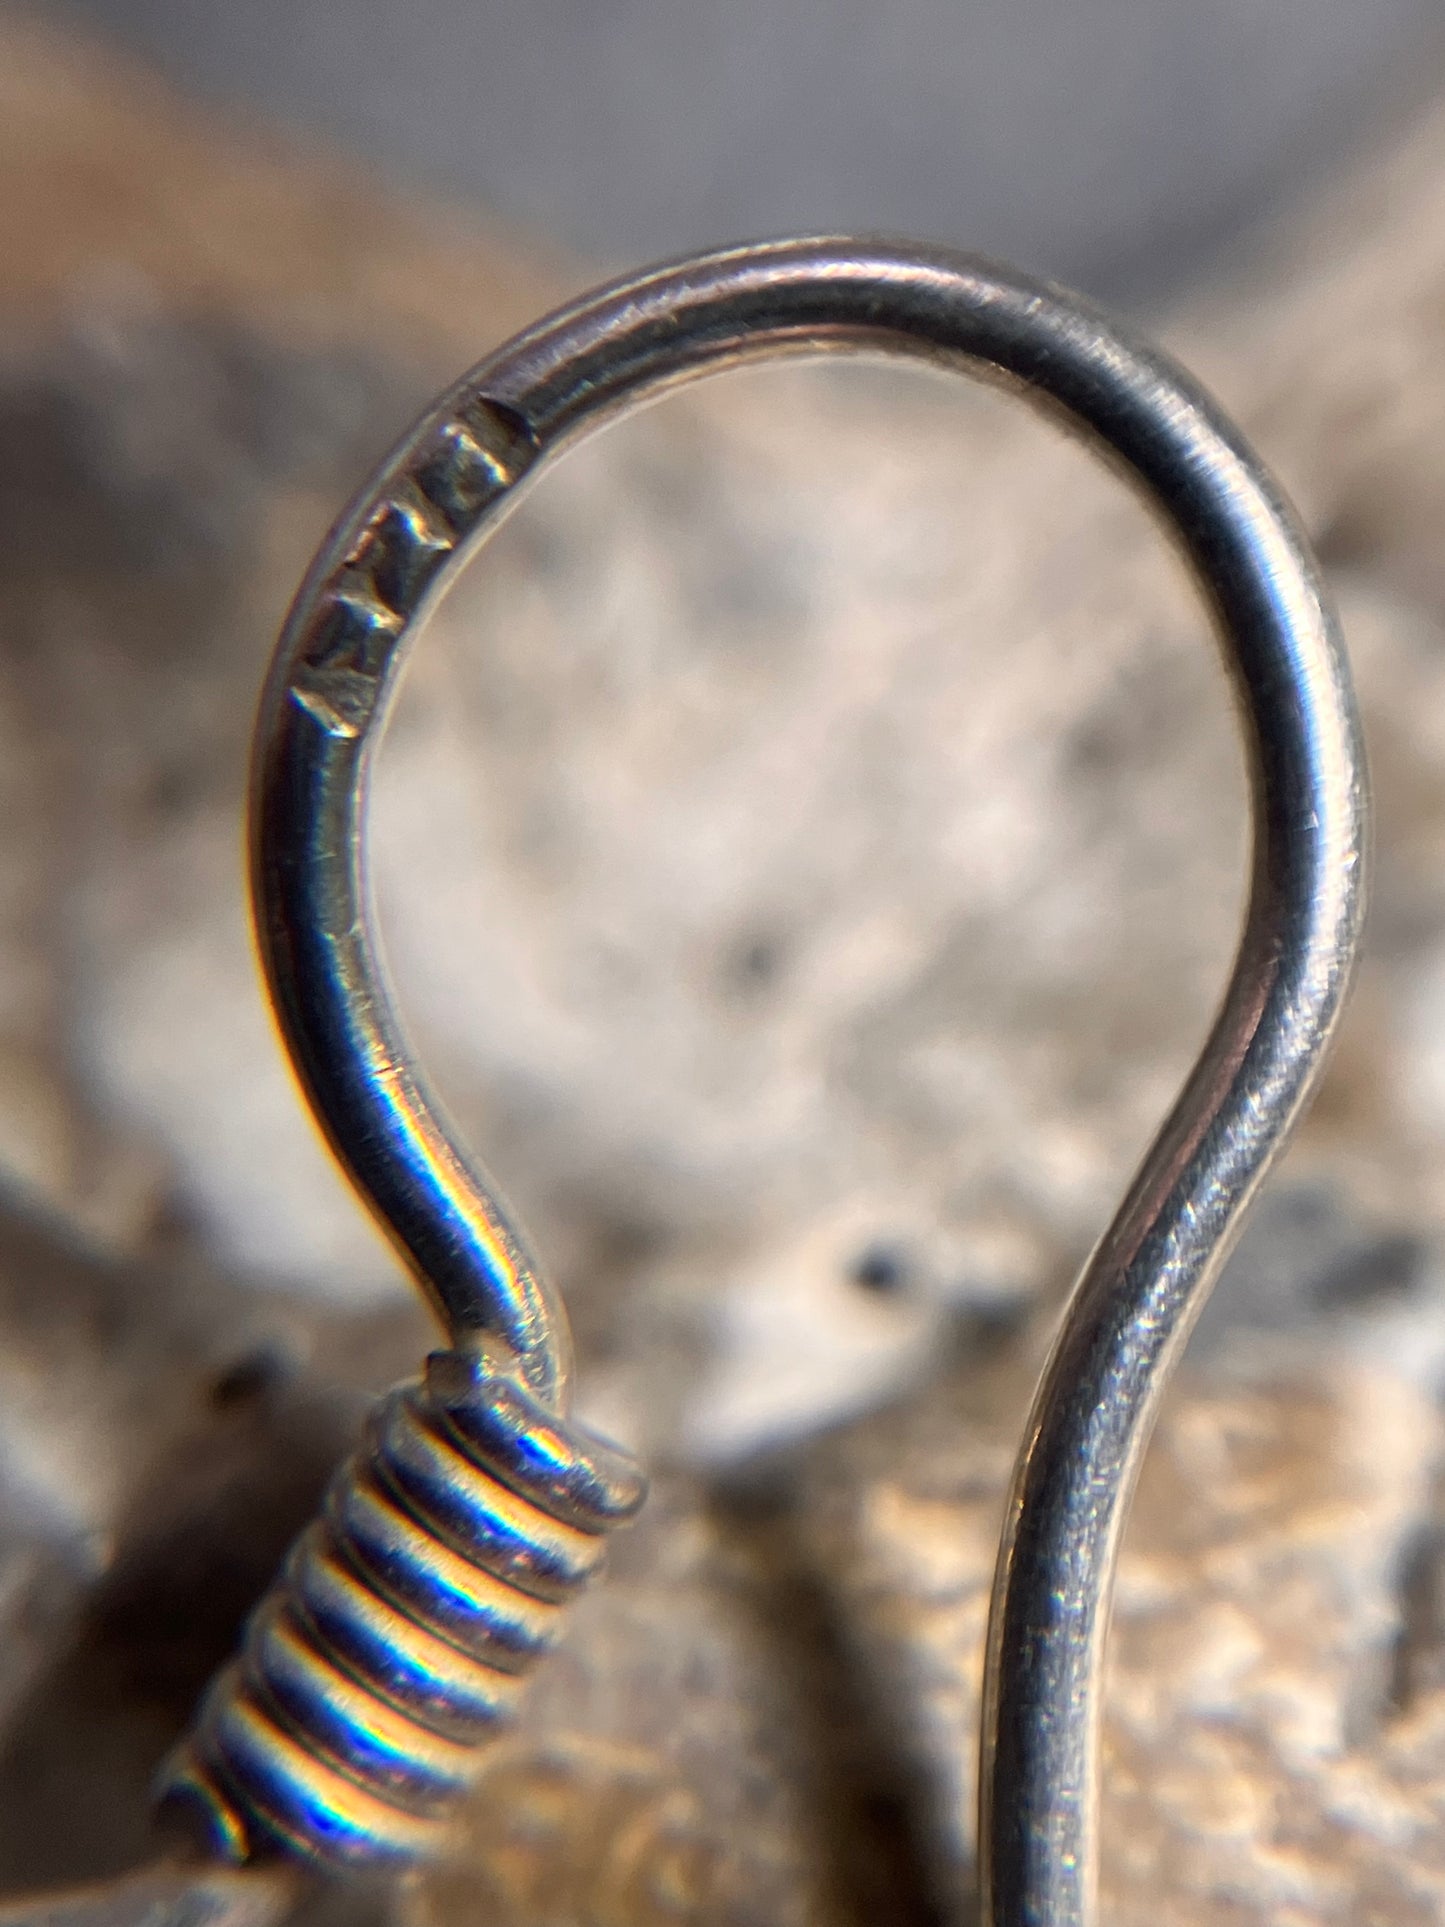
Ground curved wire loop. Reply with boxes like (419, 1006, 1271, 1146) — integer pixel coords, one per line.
(164, 240, 1365, 1899)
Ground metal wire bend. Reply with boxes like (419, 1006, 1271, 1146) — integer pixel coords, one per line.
(170, 240, 1366, 1908)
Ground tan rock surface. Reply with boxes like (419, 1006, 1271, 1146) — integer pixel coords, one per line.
(798, 1283, 1445, 1923)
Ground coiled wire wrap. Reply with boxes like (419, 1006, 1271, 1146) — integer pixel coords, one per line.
(162, 1352, 644, 1867)
(158, 240, 1365, 1908)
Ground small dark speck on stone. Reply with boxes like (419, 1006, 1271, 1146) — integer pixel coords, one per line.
(1314, 1232, 1427, 1309)
(727, 930, 785, 992)
(959, 1292, 1030, 1345)
(208, 1345, 287, 1411)
(851, 1244, 910, 1296)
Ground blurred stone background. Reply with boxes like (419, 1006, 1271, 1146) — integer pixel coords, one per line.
(34, 0, 1445, 301)
(5, 3, 1445, 1923)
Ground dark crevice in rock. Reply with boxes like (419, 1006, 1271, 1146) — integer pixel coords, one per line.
(708, 1464, 952, 1927)
(1386, 1509, 1445, 1719)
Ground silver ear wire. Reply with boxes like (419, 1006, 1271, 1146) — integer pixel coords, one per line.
(155, 239, 1366, 1908)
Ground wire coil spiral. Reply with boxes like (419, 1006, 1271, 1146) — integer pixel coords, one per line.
(164, 1352, 643, 1867)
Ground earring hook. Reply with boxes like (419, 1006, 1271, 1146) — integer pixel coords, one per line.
(170, 240, 1366, 1900)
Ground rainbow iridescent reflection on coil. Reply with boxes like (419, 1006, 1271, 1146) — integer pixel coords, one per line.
(162, 1351, 643, 1867)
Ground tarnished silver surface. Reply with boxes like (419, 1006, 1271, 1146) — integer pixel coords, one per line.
(154, 238, 1366, 1910)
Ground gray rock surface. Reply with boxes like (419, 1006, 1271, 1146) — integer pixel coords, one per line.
(39, 61, 1445, 1468)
